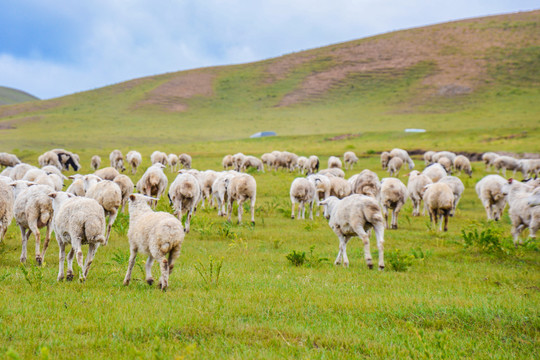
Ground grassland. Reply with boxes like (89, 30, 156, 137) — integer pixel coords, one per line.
(0, 86, 38, 106)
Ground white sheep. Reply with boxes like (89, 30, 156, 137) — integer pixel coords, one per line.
(222, 154, 234, 169)
(41, 165, 68, 181)
(260, 153, 275, 171)
(329, 176, 352, 199)
(290, 177, 316, 220)
(296, 156, 308, 174)
(168, 173, 201, 233)
(113, 174, 134, 213)
(49, 191, 106, 281)
(527, 188, 540, 206)
(66, 175, 86, 196)
(390, 148, 415, 169)
(380, 178, 408, 229)
(307, 173, 331, 216)
(318, 168, 345, 178)
(407, 170, 433, 216)
(0, 152, 21, 167)
(168, 154, 179, 172)
(454, 155, 472, 177)
(482, 152, 499, 171)
(439, 176, 465, 216)
(123, 194, 184, 291)
(423, 151, 435, 165)
(327, 156, 342, 169)
(519, 159, 540, 179)
(387, 157, 403, 177)
(109, 150, 125, 172)
(422, 163, 447, 183)
(241, 156, 264, 173)
(232, 153, 246, 171)
(493, 156, 520, 177)
(350, 169, 381, 200)
(226, 173, 256, 224)
(437, 157, 453, 174)
(276, 151, 298, 171)
(380, 151, 390, 170)
(501, 179, 539, 246)
(343, 151, 359, 170)
(475, 175, 507, 221)
(422, 182, 454, 231)
(320, 195, 385, 270)
(432, 151, 456, 164)
(94, 167, 120, 181)
(178, 153, 192, 169)
(212, 171, 238, 216)
(198, 170, 218, 208)
(151, 151, 168, 166)
(0, 180, 14, 242)
(51, 149, 80, 171)
(10, 163, 37, 180)
(126, 150, 142, 174)
(305, 155, 320, 175)
(91, 155, 101, 171)
(38, 151, 62, 170)
(136, 163, 168, 208)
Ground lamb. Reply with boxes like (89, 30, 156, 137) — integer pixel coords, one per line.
(241, 156, 264, 173)
(328, 156, 342, 169)
(380, 178, 408, 229)
(83, 175, 122, 245)
(222, 155, 234, 169)
(168, 173, 201, 233)
(51, 149, 80, 171)
(380, 151, 390, 170)
(151, 151, 168, 166)
(13, 184, 54, 264)
(501, 179, 539, 246)
(178, 153, 192, 169)
(109, 150, 126, 172)
(307, 174, 331, 216)
(423, 151, 435, 165)
(0, 180, 14, 242)
(49, 191, 106, 281)
(387, 157, 403, 177)
(350, 169, 381, 200)
(329, 176, 352, 199)
(318, 168, 345, 178)
(343, 151, 359, 170)
(226, 173, 256, 224)
(422, 163, 447, 183)
(0, 152, 21, 167)
(475, 175, 507, 221)
(38, 151, 62, 170)
(126, 150, 142, 174)
(289, 178, 316, 220)
(406, 170, 433, 216)
(305, 155, 320, 175)
(390, 148, 415, 169)
(136, 163, 168, 207)
(437, 157, 453, 174)
(113, 174, 134, 213)
(123, 194, 184, 291)
(94, 167, 120, 180)
(454, 155, 472, 177)
(168, 154, 179, 172)
(91, 155, 101, 171)
(422, 182, 454, 231)
(320, 195, 385, 270)
(493, 156, 520, 177)
(66, 175, 86, 196)
(439, 176, 465, 216)
(482, 152, 499, 171)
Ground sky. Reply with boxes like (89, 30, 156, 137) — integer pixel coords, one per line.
(0, 1, 537, 100)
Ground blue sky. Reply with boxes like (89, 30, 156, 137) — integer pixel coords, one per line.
(0, 0, 537, 99)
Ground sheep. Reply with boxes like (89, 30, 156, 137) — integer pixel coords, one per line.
(454, 155, 472, 177)
(38, 151, 62, 170)
(231, 153, 246, 171)
(296, 156, 308, 173)
(422, 182, 454, 232)
(307, 174, 331, 216)
(168, 173, 201, 233)
(0, 152, 21, 167)
(260, 153, 275, 170)
(136, 163, 168, 208)
(66, 175, 85, 196)
(407, 170, 433, 216)
(519, 159, 540, 179)
(320, 195, 385, 270)
(318, 168, 345, 178)
(126, 151, 142, 174)
(380, 178, 408, 229)
(439, 176, 465, 216)
(212, 171, 238, 216)
(51, 149, 80, 171)
(94, 167, 120, 181)
(13, 184, 54, 264)
(350, 169, 381, 200)
(168, 154, 179, 172)
(109, 150, 125, 172)
(493, 156, 520, 177)
(431, 151, 456, 165)
(328, 156, 342, 169)
(475, 175, 507, 221)
(226, 173, 256, 224)
(41, 165, 68, 180)
(222, 154, 234, 169)
(387, 157, 403, 177)
(270, 150, 283, 170)
(501, 179, 539, 246)
(151, 151, 168, 166)
(380, 151, 390, 170)
(91, 155, 101, 171)
(528, 188, 540, 206)
(1, 167, 13, 178)
(241, 156, 264, 173)
(178, 153, 192, 169)
(275, 151, 298, 171)
(437, 157, 453, 174)
(343, 151, 359, 170)
(482, 152, 499, 171)
(123, 194, 184, 291)
(49, 191, 106, 281)
(423, 151, 435, 165)
(305, 155, 320, 175)
(10, 163, 37, 180)
(0, 180, 14, 242)
(390, 148, 415, 169)
(35, 173, 63, 191)
(22, 168, 47, 182)
(83, 175, 122, 245)
(329, 176, 352, 199)
(113, 174, 134, 213)
(422, 163, 447, 183)
(290, 178, 316, 220)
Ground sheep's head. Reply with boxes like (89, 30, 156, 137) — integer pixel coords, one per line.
(319, 196, 338, 220)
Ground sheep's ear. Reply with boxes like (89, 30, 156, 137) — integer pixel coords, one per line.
(48, 192, 57, 199)
(129, 194, 136, 201)
(67, 193, 75, 198)
(68, 175, 75, 180)
(508, 178, 513, 184)
(9, 182, 16, 188)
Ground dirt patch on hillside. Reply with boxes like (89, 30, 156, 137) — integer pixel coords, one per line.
(0, 115, 43, 129)
(325, 133, 362, 141)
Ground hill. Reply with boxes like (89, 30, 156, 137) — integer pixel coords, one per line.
(0, 86, 39, 106)
(0, 10, 539, 152)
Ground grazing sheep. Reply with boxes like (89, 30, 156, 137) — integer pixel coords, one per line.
(91, 155, 101, 171)
(432, 151, 456, 164)
(290, 177, 316, 220)
(226, 173, 256, 224)
(198, 170, 219, 208)
(212, 171, 238, 216)
(307, 174, 331, 216)
(0, 180, 14, 242)
(10, 163, 37, 180)
(241, 156, 264, 173)
(123, 194, 184, 291)
(109, 150, 125, 172)
(454, 155, 472, 177)
(35, 173, 63, 191)
(305, 155, 320, 175)
(475, 175, 507, 221)
(350, 169, 381, 200)
(320, 195, 385, 270)
(296, 156, 308, 174)
(439, 176, 465, 216)
(66, 175, 86, 196)
(437, 157, 453, 174)
(13, 184, 54, 264)
(136, 164, 168, 208)
(390, 148, 415, 169)
(222, 154, 234, 169)
(276, 151, 298, 171)
(422, 182, 454, 231)
(407, 171, 433, 216)
(329, 176, 352, 199)
(178, 153, 192, 170)
(343, 151, 359, 170)
(168, 154, 179, 172)
(51, 149, 81, 171)
(151, 151, 168, 166)
(0, 152, 21, 167)
(519, 159, 540, 179)
(38, 151, 63, 170)
(168, 173, 201, 233)
(113, 175, 134, 213)
(83, 175, 122, 245)
(380, 151, 390, 170)
(482, 152, 499, 171)
(423, 151, 435, 165)
(260, 153, 275, 171)
(49, 192, 106, 281)
(493, 156, 520, 177)
(387, 157, 403, 177)
(422, 163, 447, 183)
(328, 156, 342, 169)
(126, 151, 142, 174)
(380, 178, 408, 229)
(94, 167, 120, 181)
(501, 179, 539, 246)
(231, 153, 246, 171)
(318, 168, 345, 178)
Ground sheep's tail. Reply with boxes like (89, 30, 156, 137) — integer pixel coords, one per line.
(40, 211, 51, 225)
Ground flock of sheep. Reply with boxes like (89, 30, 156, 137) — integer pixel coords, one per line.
(0, 147, 539, 290)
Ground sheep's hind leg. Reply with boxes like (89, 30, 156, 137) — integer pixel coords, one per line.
(145, 255, 155, 285)
(123, 247, 138, 286)
(66, 247, 76, 281)
(354, 226, 373, 269)
(19, 226, 29, 263)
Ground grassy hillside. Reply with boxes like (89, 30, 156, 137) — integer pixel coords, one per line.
(0, 86, 39, 106)
(0, 10, 539, 152)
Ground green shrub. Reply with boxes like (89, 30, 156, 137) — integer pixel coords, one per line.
(461, 223, 511, 254)
(387, 249, 414, 272)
